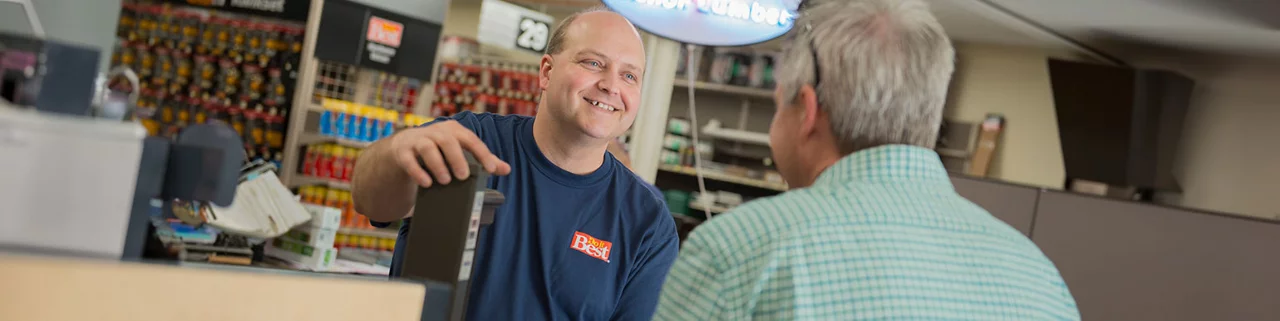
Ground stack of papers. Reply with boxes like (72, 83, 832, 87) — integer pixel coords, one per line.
(206, 171, 311, 239)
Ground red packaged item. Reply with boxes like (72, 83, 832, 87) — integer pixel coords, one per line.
(335, 147, 350, 180)
(302, 145, 318, 176)
(343, 151, 356, 181)
(315, 145, 333, 178)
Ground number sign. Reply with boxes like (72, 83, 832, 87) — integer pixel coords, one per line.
(516, 17, 550, 52)
(478, 0, 554, 55)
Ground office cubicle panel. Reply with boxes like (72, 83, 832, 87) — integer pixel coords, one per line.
(949, 175, 1040, 236)
(1031, 191, 1280, 321)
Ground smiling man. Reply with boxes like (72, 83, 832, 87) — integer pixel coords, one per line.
(351, 7, 679, 321)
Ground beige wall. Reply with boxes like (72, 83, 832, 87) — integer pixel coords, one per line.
(948, 42, 1280, 218)
(1147, 58, 1280, 219)
(443, 0, 483, 39)
(946, 43, 1066, 189)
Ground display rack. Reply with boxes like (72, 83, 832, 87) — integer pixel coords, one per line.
(431, 56, 541, 117)
(672, 78, 773, 99)
(108, 1, 311, 169)
(658, 164, 787, 192)
(654, 45, 784, 224)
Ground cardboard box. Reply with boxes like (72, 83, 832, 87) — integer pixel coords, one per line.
(302, 204, 342, 230)
(267, 237, 337, 270)
(282, 226, 337, 249)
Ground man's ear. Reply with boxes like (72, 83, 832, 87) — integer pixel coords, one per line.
(538, 54, 554, 91)
(798, 84, 821, 138)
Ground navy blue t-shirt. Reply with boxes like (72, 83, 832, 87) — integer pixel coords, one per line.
(378, 111, 680, 321)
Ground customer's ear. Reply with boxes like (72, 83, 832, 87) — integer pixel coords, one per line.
(798, 84, 821, 137)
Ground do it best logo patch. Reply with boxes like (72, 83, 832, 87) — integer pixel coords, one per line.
(570, 231, 613, 263)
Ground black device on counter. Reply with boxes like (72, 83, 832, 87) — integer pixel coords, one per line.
(124, 123, 247, 259)
(0, 31, 101, 115)
(398, 152, 505, 321)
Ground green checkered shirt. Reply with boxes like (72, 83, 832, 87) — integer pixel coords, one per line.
(655, 145, 1080, 320)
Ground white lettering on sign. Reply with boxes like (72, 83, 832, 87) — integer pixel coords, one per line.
(229, 0, 285, 12)
(633, 0, 794, 27)
(516, 18, 550, 52)
(479, 0, 554, 53)
(366, 42, 397, 63)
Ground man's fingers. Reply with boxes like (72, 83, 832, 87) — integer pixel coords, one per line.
(492, 162, 512, 175)
(395, 150, 433, 188)
(456, 130, 510, 175)
(435, 135, 472, 180)
(415, 140, 453, 185)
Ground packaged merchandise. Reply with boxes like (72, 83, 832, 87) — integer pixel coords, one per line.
(267, 237, 337, 270)
(302, 203, 342, 231)
(109, 3, 304, 165)
(283, 226, 337, 249)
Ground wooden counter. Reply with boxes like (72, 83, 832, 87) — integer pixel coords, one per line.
(0, 253, 427, 321)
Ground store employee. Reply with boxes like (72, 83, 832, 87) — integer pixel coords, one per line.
(350, 7, 679, 321)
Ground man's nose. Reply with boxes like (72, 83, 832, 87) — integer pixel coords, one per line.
(597, 75, 619, 96)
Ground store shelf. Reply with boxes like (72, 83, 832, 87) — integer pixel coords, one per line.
(658, 164, 788, 192)
(703, 119, 770, 146)
(307, 102, 326, 113)
(936, 148, 970, 158)
(339, 227, 399, 239)
(291, 175, 352, 190)
(689, 202, 732, 214)
(297, 132, 374, 149)
(673, 78, 773, 99)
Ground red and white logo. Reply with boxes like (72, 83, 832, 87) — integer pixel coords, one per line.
(570, 231, 612, 263)
(366, 16, 404, 48)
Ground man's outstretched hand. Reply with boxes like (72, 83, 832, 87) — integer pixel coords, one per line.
(387, 120, 512, 188)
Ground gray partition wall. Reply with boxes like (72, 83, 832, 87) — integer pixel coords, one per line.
(1031, 191, 1280, 321)
(950, 175, 1040, 235)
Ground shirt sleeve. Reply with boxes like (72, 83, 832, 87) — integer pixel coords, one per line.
(609, 212, 681, 321)
(652, 227, 729, 320)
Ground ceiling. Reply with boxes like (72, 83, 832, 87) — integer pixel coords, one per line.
(506, 0, 1280, 66)
(505, 0, 1089, 53)
(979, 0, 1280, 62)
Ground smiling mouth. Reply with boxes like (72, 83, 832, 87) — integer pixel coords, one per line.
(585, 98, 619, 112)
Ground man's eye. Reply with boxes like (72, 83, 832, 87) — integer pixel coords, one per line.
(625, 73, 637, 81)
(585, 60, 601, 68)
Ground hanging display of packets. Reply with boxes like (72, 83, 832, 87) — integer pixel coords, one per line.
(110, 2, 306, 166)
(432, 60, 540, 118)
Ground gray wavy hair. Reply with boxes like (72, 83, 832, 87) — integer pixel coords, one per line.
(776, 0, 955, 152)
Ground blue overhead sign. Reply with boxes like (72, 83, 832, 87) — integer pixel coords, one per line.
(603, 0, 801, 46)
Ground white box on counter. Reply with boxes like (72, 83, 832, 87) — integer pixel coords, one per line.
(302, 203, 342, 230)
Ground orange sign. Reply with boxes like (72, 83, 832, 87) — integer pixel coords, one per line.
(367, 16, 404, 47)
(569, 231, 613, 263)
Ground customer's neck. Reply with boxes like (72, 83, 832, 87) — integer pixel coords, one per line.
(789, 144, 844, 188)
(532, 116, 608, 175)
(794, 157, 840, 188)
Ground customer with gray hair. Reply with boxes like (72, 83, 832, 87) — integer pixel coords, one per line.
(653, 0, 1081, 320)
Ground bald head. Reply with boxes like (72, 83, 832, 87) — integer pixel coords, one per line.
(534, 5, 647, 144)
(545, 6, 642, 55)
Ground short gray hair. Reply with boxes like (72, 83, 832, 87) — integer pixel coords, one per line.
(776, 0, 955, 151)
